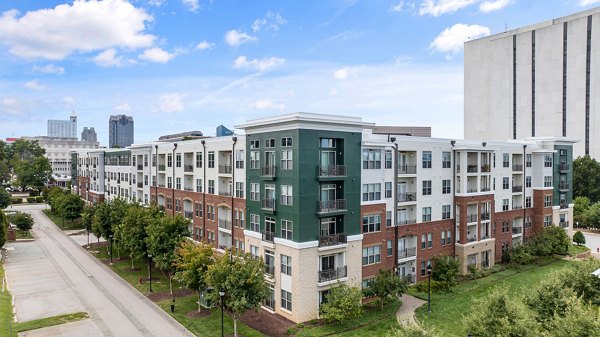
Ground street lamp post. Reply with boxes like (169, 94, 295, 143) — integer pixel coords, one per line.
(427, 263, 432, 315)
(148, 253, 153, 293)
(109, 233, 114, 265)
(219, 289, 225, 337)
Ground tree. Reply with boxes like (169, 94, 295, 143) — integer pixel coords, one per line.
(0, 188, 10, 209)
(558, 259, 600, 305)
(585, 202, 600, 230)
(47, 186, 67, 213)
(431, 255, 460, 290)
(529, 226, 571, 256)
(174, 241, 213, 312)
(573, 155, 600, 202)
(206, 251, 267, 337)
(146, 214, 189, 295)
(0, 210, 8, 248)
(386, 324, 439, 337)
(319, 282, 363, 324)
(92, 198, 128, 241)
(543, 298, 600, 337)
(573, 196, 591, 227)
(57, 193, 84, 226)
(120, 204, 158, 269)
(8, 212, 34, 234)
(13, 155, 51, 189)
(524, 274, 578, 323)
(371, 269, 407, 311)
(81, 204, 95, 246)
(573, 231, 586, 245)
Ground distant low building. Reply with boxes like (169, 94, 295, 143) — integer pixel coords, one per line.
(81, 127, 98, 143)
(368, 126, 431, 137)
(216, 125, 233, 137)
(48, 111, 78, 138)
(158, 131, 204, 141)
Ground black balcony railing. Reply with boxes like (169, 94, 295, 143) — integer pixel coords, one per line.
(467, 214, 478, 223)
(513, 204, 523, 210)
(467, 188, 478, 193)
(184, 187, 193, 191)
(481, 165, 491, 172)
(398, 165, 417, 174)
(467, 165, 478, 173)
(397, 219, 417, 225)
(559, 182, 569, 190)
(397, 192, 417, 202)
(559, 163, 570, 171)
(560, 202, 568, 209)
(264, 264, 275, 277)
(318, 266, 347, 283)
(318, 199, 347, 213)
(261, 165, 276, 177)
(512, 227, 523, 234)
(318, 233, 347, 247)
(261, 198, 275, 211)
(481, 186, 491, 192)
(184, 164, 194, 172)
(262, 231, 275, 243)
(219, 190, 232, 196)
(559, 221, 569, 228)
(158, 164, 166, 171)
(318, 165, 347, 177)
(218, 165, 232, 174)
(137, 182, 143, 188)
(218, 219, 232, 230)
(481, 212, 490, 221)
(467, 237, 477, 243)
(398, 247, 417, 259)
(137, 164, 143, 170)
(184, 211, 193, 219)
(512, 185, 523, 193)
(512, 164, 523, 171)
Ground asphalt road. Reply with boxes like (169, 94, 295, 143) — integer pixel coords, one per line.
(6, 204, 195, 337)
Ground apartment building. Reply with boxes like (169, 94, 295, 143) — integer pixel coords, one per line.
(70, 112, 575, 323)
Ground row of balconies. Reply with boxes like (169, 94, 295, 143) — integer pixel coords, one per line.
(262, 264, 348, 284)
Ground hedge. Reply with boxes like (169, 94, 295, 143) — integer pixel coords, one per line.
(11, 198, 22, 204)
(26, 197, 36, 203)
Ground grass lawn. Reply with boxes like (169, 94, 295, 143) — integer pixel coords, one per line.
(157, 295, 266, 337)
(42, 209, 83, 230)
(0, 263, 14, 337)
(15, 312, 88, 333)
(410, 258, 574, 337)
(16, 230, 33, 239)
(568, 244, 590, 256)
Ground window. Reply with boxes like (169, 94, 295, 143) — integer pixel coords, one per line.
(152, 154, 156, 167)
(525, 176, 532, 188)
(208, 180, 215, 194)
(544, 176, 552, 187)
(281, 220, 293, 240)
(281, 290, 292, 311)
(502, 221, 509, 233)
(281, 150, 292, 170)
(195, 202, 203, 217)
(167, 153, 172, 167)
(427, 233, 433, 248)
(362, 149, 381, 169)
(420, 260, 431, 277)
(235, 150, 244, 169)
(422, 207, 431, 222)
(385, 150, 392, 169)
(362, 246, 381, 265)
(250, 183, 259, 201)
(503, 177, 509, 189)
(544, 154, 553, 167)
(422, 180, 432, 195)
(362, 183, 381, 201)
(167, 176, 172, 189)
(144, 155, 148, 167)
(442, 151, 451, 168)
(362, 278, 375, 289)
(176, 177, 181, 190)
(362, 214, 381, 233)
(503, 199, 509, 211)
(208, 151, 215, 168)
(387, 240, 393, 256)
(265, 139, 275, 148)
(249, 245, 259, 259)
(235, 182, 244, 198)
(422, 151, 432, 168)
(239, 211, 245, 228)
(250, 151, 260, 169)
(175, 199, 180, 212)
(176, 154, 181, 168)
(503, 153, 510, 167)
(196, 152, 202, 168)
(446, 230, 452, 245)
(321, 138, 336, 148)
(386, 210, 392, 227)
(442, 179, 451, 194)
(281, 137, 292, 147)
(526, 196, 532, 208)
(281, 185, 293, 205)
(385, 182, 392, 198)
(250, 140, 259, 149)
(281, 255, 292, 276)
(421, 234, 426, 249)
(250, 214, 260, 232)
(525, 216, 532, 228)
(544, 195, 552, 207)
(441, 231, 446, 245)
(544, 215, 552, 227)
(526, 154, 532, 167)
(442, 205, 451, 219)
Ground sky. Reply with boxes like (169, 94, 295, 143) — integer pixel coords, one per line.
(0, 0, 599, 145)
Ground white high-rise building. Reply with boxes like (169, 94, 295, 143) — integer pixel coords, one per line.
(48, 111, 78, 138)
(464, 7, 600, 159)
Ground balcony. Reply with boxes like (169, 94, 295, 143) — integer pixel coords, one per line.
(318, 199, 347, 213)
(481, 186, 491, 192)
(559, 221, 569, 228)
(397, 192, 417, 203)
(467, 188, 478, 193)
(184, 211, 194, 219)
(264, 264, 275, 277)
(559, 163, 570, 171)
(261, 165, 276, 179)
(397, 219, 417, 225)
(560, 202, 568, 209)
(512, 164, 523, 171)
(137, 164, 143, 170)
(559, 182, 569, 190)
(318, 165, 347, 177)
(481, 165, 491, 173)
(318, 233, 347, 247)
(184, 165, 194, 173)
(262, 231, 275, 243)
(467, 214, 478, 223)
(318, 266, 347, 283)
(261, 198, 276, 211)
(219, 189, 232, 196)
(512, 227, 523, 235)
(218, 165, 232, 174)
(513, 204, 523, 210)
(158, 184, 165, 188)
(184, 187, 194, 192)
(398, 247, 417, 259)
(218, 219, 232, 230)
(481, 212, 490, 221)
(512, 185, 523, 193)
(137, 182, 143, 188)
(158, 164, 166, 171)
(467, 165, 478, 173)
(398, 165, 417, 175)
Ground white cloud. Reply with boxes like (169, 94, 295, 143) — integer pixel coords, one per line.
(139, 47, 177, 63)
(0, 1, 155, 60)
(333, 67, 360, 80)
(61, 96, 76, 108)
(159, 93, 184, 112)
(93, 48, 131, 67)
(252, 12, 287, 32)
(390, 1, 405, 12)
(394, 55, 413, 65)
(580, 0, 600, 5)
(419, 0, 478, 16)
(430, 24, 490, 58)
(233, 56, 285, 71)
(0, 97, 22, 116)
(224, 30, 257, 47)
(147, 0, 166, 6)
(479, 0, 512, 12)
(114, 103, 131, 111)
(196, 40, 214, 50)
(251, 99, 285, 111)
(31, 64, 64, 75)
(182, 0, 199, 12)
(24, 79, 45, 90)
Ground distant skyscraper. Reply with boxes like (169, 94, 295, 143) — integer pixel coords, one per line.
(47, 111, 77, 138)
(81, 127, 98, 143)
(216, 125, 233, 137)
(109, 114, 134, 148)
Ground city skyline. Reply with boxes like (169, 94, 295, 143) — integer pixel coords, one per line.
(1, 0, 599, 145)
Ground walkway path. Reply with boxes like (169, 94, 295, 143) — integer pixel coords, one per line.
(5, 204, 195, 337)
(396, 293, 426, 326)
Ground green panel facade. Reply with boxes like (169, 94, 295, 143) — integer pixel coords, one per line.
(245, 128, 362, 243)
(71, 152, 78, 186)
(553, 145, 573, 206)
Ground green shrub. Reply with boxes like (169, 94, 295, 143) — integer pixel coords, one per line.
(11, 198, 22, 204)
(510, 244, 536, 265)
(284, 327, 298, 335)
(414, 279, 447, 293)
(35, 196, 44, 203)
(28, 190, 40, 197)
(431, 256, 460, 290)
(26, 197, 36, 203)
(319, 283, 363, 324)
(573, 231, 586, 245)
